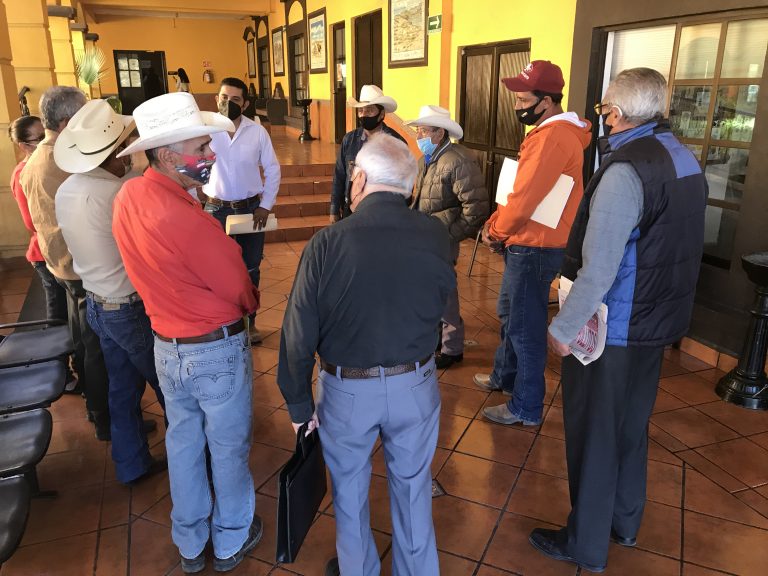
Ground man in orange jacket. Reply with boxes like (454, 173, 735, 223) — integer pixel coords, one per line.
(474, 60, 592, 426)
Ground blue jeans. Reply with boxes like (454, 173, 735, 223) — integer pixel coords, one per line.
(153, 329, 255, 560)
(205, 199, 265, 289)
(86, 297, 166, 483)
(491, 245, 564, 423)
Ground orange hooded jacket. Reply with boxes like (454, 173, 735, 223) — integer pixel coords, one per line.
(488, 113, 592, 248)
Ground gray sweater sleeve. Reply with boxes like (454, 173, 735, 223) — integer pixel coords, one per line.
(549, 162, 644, 344)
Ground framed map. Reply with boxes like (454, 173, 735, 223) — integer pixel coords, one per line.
(389, 0, 428, 68)
(272, 26, 285, 76)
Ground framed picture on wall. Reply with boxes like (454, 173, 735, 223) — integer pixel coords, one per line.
(389, 0, 428, 68)
(247, 39, 257, 78)
(272, 26, 285, 76)
(308, 8, 328, 74)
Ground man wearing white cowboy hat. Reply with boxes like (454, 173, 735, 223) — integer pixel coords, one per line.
(112, 92, 262, 573)
(20, 86, 113, 439)
(54, 99, 168, 485)
(407, 105, 490, 370)
(330, 84, 406, 222)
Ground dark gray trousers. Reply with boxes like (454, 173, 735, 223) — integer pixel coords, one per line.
(561, 344, 664, 567)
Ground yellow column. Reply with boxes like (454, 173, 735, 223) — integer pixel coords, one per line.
(6, 0, 56, 117)
(49, 0, 78, 88)
(0, 0, 27, 257)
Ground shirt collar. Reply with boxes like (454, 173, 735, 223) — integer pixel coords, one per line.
(354, 191, 409, 213)
(607, 120, 658, 150)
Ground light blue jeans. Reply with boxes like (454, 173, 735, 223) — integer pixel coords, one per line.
(153, 329, 255, 560)
(318, 357, 440, 576)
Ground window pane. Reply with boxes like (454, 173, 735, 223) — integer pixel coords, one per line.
(117, 57, 128, 71)
(721, 19, 768, 78)
(703, 205, 738, 264)
(705, 147, 749, 204)
(676, 23, 721, 79)
(608, 26, 675, 81)
(712, 85, 759, 143)
(685, 144, 703, 161)
(669, 85, 711, 139)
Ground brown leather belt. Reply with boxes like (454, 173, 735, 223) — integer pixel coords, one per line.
(320, 354, 433, 379)
(205, 195, 260, 210)
(155, 319, 245, 344)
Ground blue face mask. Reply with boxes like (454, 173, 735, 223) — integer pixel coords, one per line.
(417, 136, 438, 157)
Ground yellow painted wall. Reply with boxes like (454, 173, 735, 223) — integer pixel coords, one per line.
(448, 0, 578, 114)
(86, 16, 249, 95)
(303, 0, 442, 124)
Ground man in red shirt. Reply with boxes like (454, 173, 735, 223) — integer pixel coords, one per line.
(112, 93, 261, 574)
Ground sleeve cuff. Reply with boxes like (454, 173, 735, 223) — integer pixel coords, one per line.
(286, 399, 315, 424)
(549, 320, 576, 348)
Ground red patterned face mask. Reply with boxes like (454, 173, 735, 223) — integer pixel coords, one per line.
(174, 152, 216, 184)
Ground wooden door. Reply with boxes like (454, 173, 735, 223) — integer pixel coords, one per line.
(114, 50, 167, 114)
(354, 10, 382, 98)
(332, 21, 347, 143)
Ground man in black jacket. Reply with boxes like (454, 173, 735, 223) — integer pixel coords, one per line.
(279, 133, 455, 576)
(329, 85, 406, 221)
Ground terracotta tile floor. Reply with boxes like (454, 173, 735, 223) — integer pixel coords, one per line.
(3, 236, 768, 575)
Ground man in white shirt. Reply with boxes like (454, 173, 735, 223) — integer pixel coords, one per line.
(203, 77, 281, 343)
(54, 99, 166, 485)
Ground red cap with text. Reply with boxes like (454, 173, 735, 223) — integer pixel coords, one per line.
(501, 60, 565, 93)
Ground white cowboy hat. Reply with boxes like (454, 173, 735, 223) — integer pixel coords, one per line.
(346, 85, 397, 113)
(405, 105, 464, 140)
(54, 99, 135, 174)
(117, 92, 234, 157)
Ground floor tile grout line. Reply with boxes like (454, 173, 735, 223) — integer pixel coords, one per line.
(471, 382, 563, 575)
(679, 463, 687, 576)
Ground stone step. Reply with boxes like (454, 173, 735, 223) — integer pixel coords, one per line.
(273, 194, 330, 218)
(266, 215, 329, 243)
(281, 163, 335, 178)
(279, 175, 332, 197)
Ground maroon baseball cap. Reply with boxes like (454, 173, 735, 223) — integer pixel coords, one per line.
(501, 60, 564, 94)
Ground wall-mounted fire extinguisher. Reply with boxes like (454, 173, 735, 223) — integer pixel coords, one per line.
(203, 69, 214, 84)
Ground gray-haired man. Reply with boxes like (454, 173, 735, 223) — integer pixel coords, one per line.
(278, 133, 455, 576)
(20, 86, 112, 439)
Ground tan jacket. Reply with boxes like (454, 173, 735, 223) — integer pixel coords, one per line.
(20, 130, 79, 280)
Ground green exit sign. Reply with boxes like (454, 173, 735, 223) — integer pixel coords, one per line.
(428, 15, 442, 34)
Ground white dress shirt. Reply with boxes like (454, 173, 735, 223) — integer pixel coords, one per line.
(55, 167, 136, 298)
(203, 115, 282, 210)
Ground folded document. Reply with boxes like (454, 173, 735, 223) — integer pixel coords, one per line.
(225, 213, 278, 235)
(557, 277, 608, 366)
(495, 157, 575, 229)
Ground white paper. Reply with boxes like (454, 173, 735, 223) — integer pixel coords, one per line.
(225, 213, 278, 235)
(494, 157, 575, 229)
(557, 277, 608, 366)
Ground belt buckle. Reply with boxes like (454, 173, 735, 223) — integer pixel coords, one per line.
(102, 302, 121, 311)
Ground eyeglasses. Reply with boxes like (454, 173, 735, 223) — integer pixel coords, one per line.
(23, 137, 43, 145)
(594, 102, 624, 117)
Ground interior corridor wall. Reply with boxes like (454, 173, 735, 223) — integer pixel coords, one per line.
(86, 16, 249, 96)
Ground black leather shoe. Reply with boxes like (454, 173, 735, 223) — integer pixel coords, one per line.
(529, 527, 606, 573)
(180, 552, 205, 573)
(325, 557, 340, 576)
(435, 353, 463, 369)
(213, 514, 263, 572)
(610, 528, 637, 547)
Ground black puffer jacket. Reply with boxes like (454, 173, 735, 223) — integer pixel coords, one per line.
(411, 141, 490, 243)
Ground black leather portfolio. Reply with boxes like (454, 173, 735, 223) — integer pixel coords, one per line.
(275, 423, 327, 563)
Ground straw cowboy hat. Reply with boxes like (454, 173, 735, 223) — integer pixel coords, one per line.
(346, 85, 398, 113)
(54, 99, 135, 174)
(117, 92, 234, 158)
(405, 105, 464, 140)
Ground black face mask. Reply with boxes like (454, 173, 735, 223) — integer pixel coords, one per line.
(218, 99, 242, 121)
(515, 99, 545, 126)
(359, 114, 382, 131)
(601, 113, 613, 136)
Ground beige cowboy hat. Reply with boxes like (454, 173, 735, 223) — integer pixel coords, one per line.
(405, 105, 464, 140)
(346, 85, 397, 113)
(54, 99, 135, 174)
(117, 92, 234, 157)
